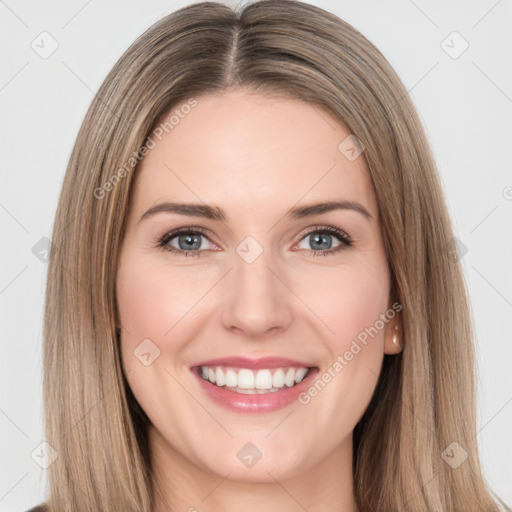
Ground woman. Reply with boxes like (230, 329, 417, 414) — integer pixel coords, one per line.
(31, 0, 509, 510)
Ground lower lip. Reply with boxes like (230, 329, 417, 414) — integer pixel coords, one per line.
(192, 367, 318, 414)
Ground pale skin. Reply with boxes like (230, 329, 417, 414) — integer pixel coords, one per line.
(116, 88, 402, 512)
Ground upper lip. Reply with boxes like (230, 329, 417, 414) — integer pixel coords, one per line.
(191, 356, 315, 370)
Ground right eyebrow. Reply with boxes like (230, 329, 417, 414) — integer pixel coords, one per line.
(139, 202, 226, 223)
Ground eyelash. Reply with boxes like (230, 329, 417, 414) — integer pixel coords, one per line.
(155, 225, 353, 258)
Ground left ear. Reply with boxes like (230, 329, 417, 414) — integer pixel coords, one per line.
(384, 315, 403, 355)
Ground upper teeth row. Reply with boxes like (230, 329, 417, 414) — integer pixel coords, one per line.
(200, 366, 309, 390)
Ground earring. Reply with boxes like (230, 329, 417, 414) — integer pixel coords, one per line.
(392, 334, 399, 347)
(392, 323, 402, 350)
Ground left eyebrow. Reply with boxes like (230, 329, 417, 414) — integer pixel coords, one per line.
(287, 200, 372, 221)
(138, 200, 373, 224)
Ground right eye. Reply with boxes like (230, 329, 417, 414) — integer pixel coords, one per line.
(157, 227, 217, 257)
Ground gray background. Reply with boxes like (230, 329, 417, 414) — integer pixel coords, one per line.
(1, 0, 511, 510)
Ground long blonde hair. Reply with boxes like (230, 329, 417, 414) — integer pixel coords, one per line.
(42, 1, 507, 510)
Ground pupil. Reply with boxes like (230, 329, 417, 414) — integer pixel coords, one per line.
(311, 233, 331, 250)
(179, 234, 201, 250)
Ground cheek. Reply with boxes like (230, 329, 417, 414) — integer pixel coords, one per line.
(115, 254, 219, 409)
(336, 271, 389, 340)
(116, 257, 202, 344)
(115, 257, 199, 429)
(115, 257, 191, 399)
(300, 259, 390, 349)
(296, 255, 390, 414)
(298, 259, 390, 420)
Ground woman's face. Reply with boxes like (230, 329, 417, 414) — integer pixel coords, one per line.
(116, 89, 400, 483)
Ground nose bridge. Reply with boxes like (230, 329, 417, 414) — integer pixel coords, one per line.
(220, 235, 293, 335)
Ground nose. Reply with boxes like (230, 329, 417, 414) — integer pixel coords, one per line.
(220, 247, 294, 338)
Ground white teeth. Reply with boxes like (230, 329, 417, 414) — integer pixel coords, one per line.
(237, 369, 255, 389)
(272, 368, 285, 388)
(255, 369, 273, 390)
(294, 367, 308, 384)
(225, 369, 237, 387)
(199, 365, 311, 393)
(285, 368, 295, 387)
(215, 367, 225, 387)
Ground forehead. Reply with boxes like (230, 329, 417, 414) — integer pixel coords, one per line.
(129, 89, 377, 222)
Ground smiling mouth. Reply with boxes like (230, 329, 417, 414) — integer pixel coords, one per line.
(196, 365, 312, 394)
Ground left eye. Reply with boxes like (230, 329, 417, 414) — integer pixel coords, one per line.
(297, 231, 342, 251)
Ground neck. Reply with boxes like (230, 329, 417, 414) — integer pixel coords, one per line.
(149, 425, 358, 512)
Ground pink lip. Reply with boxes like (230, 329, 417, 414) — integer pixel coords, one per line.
(190, 360, 318, 414)
(190, 356, 313, 370)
